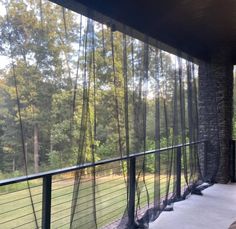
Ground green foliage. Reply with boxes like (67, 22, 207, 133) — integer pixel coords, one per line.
(0, 0, 197, 178)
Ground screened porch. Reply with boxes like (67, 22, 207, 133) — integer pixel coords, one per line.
(0, 0, 236, 229)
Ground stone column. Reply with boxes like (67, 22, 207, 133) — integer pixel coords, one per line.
(198, 47, 233, 183)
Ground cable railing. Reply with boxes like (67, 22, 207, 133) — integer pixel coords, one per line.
(0, 140, 206, 229)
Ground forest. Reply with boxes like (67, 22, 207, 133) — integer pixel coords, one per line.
(0, 0, 199, 177)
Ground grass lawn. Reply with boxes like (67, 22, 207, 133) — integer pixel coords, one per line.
(0, 173, 187, 229)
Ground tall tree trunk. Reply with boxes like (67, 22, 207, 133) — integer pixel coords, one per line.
(34, 124, 39, 173)
(12, 153, 15, 172)
(50, 133, 53, 153)
(25, 142, 28, 166)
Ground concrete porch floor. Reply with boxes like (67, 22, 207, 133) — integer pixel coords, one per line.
(149, 184, 236, 229)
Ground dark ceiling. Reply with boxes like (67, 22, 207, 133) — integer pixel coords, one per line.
(51, 0, 236, 63)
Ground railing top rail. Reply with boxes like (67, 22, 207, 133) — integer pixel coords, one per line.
(0, 140, 206, 186)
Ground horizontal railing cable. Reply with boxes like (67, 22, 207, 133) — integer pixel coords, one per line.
(0, 140, 206, 229)
(52, 200, 127, 225)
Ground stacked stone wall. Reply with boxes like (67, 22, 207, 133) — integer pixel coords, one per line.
(198, 48, 233, 183)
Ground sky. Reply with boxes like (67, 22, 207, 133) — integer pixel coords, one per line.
(0, 3, 6, 16)
(0, 56, 10, 70)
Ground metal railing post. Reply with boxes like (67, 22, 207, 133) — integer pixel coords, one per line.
(128, 157, 136, 228)
(231, 140, 236, 182)
(42, 174, 52, 229)
(176, 146, 181, 199)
